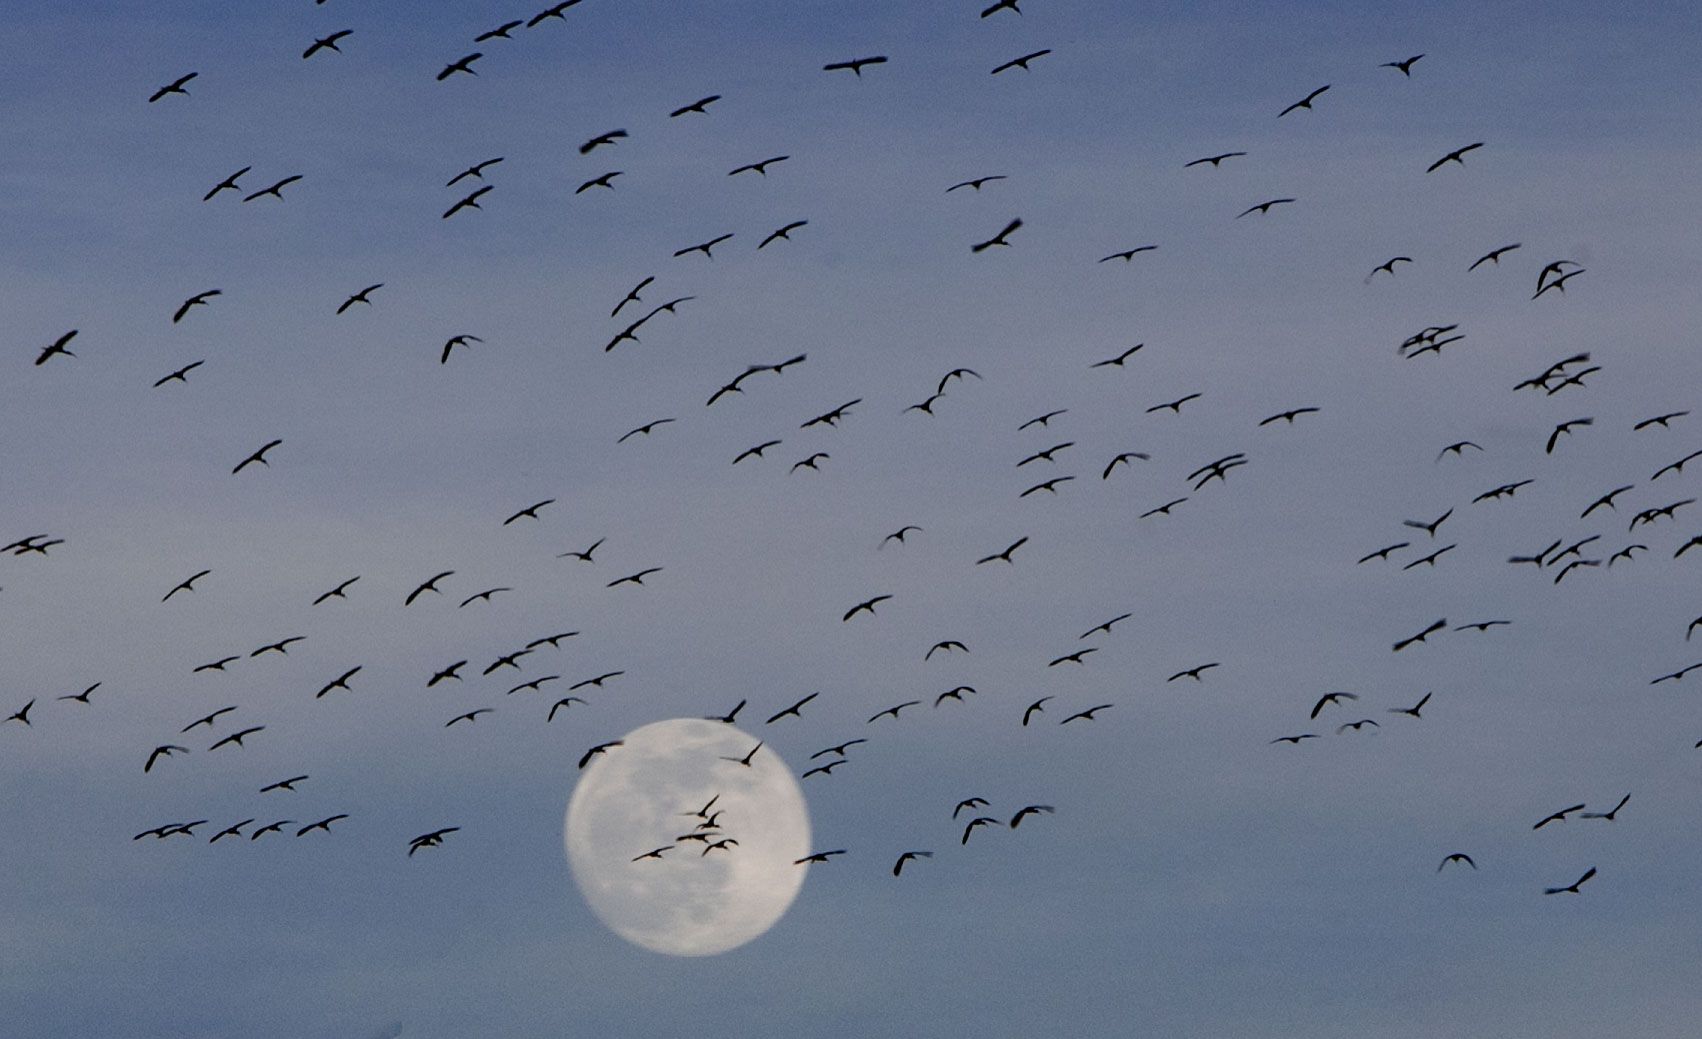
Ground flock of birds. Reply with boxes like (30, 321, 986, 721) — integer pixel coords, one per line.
(6, 2, 1693, 950)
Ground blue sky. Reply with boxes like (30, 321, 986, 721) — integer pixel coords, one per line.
(4, 2, 1702, 1036)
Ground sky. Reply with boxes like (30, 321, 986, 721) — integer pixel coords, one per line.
(5, 1, 1702, 1036)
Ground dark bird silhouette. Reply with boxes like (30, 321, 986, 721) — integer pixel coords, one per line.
(801, 760, 844, 779)
(1237, 198, 1294, 218)
(569, 671, 624, 690)
(1049, 648, 1097, 668)
(1260, 407, 1320, 426)
(976, 536, 1028, 565)
(436, 53, 483, 81)
(1336, 718, 1380, 734)
(1436, 440, 1483, 461)
(1609, 544, 1648, 566)
(1141, 498, 1188, 518)
(481, 649, 533, 675)
(439, 333, 484, 364)
(733, 440, 782, 465)
(1533, 268, 1586, 299)
(208, 725, 264, 751)
(203, 166, 251, 201)
(447, 157, 504, 187)
(579, 129, 627, 155)
(249, 821, 291, 841)
(575, 171, 621, 194)
(1310, 692, 1359, 719)
(823, 56, 887, 76)
(926, 640, 969, 660)
(705, 700, 745, 724)
(760, 220, 809, 249)
(251, 636, 305, 657)
(1060, 704, 1112, 724)
(953, 798, 991, 820)
(475, 20, 524, 42)
(1278, 84, 1329, 116)
(1022, 697, 1053, 726)
(1437, 853, 1476, 871)
(1270, 734, 1318, 744)
(558, 538, 605, 562)
(810, 738, 867, 760)
(172, 289, 221, 324)
(1546, 418, 1593, 454)
(458, 587, 510, 608)
(144, 744, 188, 773)
(1402, 544, 1456, 570)
(260, 776, 307, 793)
(194, 656, 239, 673)
(1580, 794, 1630, 821)
(842, 595, 893, 621)
(1427, 142, 1484, 173)
(972, 218, 1023, 252)
(1393, 618, 1447, 651)
(905, 392, 945, 415)
(1147, 392, 1202, 414)
(729, 156, 788, 177)
(153, 360, 205, 387)
(892, 850, 933, 876)
(242, 175, 302, 202)
(427, 661, 466, 687)
(1651, 662, 1702, 684)
(793, 849, 846, 864)
(767, 692, 819, 724)
(1634, 411, 1689, 431)
(547, 697, 587, 722)
(1653, 450, 1702, 481)
(1533, 804, 1587, 830)
(1473, 480, 1533, 503)
(502, 499, 555, 525)
(312, 575, 360, 605)
(1367, 257, 1412, 280)
(507, 675, 560, 695)
(1581, 486, 1635, 519)
(1010, 805, 1054, 828)
(57, 682, 100, 705)
(303, 29, 353, 60)
(1544, 867, 1596, 895)
(408, 828, 459, 855)
(617, 418, 674, 443)
(962, 816, 1000, 843)
(606, 567, 662, 588)
(674, 233, 734, 259)
(445, 708, 492, 727)
(1468, 243, 1520, 271)
(1100, 246, 1157, 263)
(609, 276, 653, 318)
(35, 329, 78, 365)
(296, 814, 349, 837)
(162, 569, 211, 602)
(1390, 692, 1432, 718)
(868, 701, 920, 723)
(181, 706, 237, 732)
(442, 185, 492, 219)
(149, 72, 197, 103)
(1358, 542, 1409, 564)
(947, 175, 1007, 192)
(1091, 344, 1144, 368)
(1185, 151, 1246, 168)
(336, 284, 383, 315)
(1168, 663, 1219, 682)
(527, 2, 580, 28)
(1455, 620, 1511, 634)
(800, 399, 861, 429)
(1080, 614, 1131, 639)
(991, 49, 1051, 74)
(720, 742, 763, 767)
(404, 571, 454, 606)
(670, 95, 720, 117)
(1020, 476, 1075, 498)
(231, 439, 282, 475)
(209, 819, 254, 843)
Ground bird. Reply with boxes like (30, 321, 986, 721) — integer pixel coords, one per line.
(1437, 853, 1476, 872)
(810, 739, 867, 760)
(961, 816, 1001, 843)
(729, 156, 788, 177)
(242, 174, 302, 202)
(720, 742, 762, 767)
(503, 499, 555, 525)
(296, 815, 350, 837)
(181, 706, 237, 732)
(733, 440, 782, 464)
(1141, 498, 1188, 518)
(669, 95, 720, 117)
(1168, 663, 1219, 682)
(312, 575, 360, 605)
(427, 661, 466, 688)
(794, 850, 846, 864)
(35, 329, 78, 365)
(1185, 152, 1247, 168)
(1634, 411, 1689, 431)
(1534, 268, 1586, 299)
(210, 819, 255, 844)
(925, 640, 969, 660)
(231, 439, 282, 475)
(1100, 246, 1157, 263)
(1580, 794, 1630, 821)
(822, 56, 887, 76)
(1358, 543, 1409, 564)
(1080, 614, 1132, 639)
(1653, 450, 1702, 481)
(3, 699, 33, 727)
(674, 233, 734, 259)
(56, 682, 100, 705)
(1382, 54, 1424, 75)
(446, 709, 492, 727)
(302, 29, 353, 60)
(527, 2, 580, 28)
(1546, 417, 1593, 454)
(1437, 440, 1483, 461)
(1651, 663, 1702, 684)
(1455, 620, 1511, 633)
(1427, 142, 1484, 172)
(144, 745, 188, 773)
(892, 851, 933, 876)
(1022, 697, 1053, 726)
(1366, 257, 1412, 281)
(336, 284, 383, 315)
(438, 333, 484, 364)
(1259, 407, 1320, 426)
(1091, 344, 1144, 368)
(760, 220, 809, 249)
(547, 698, 587, 722)
(1270, 734, 1318, 744)
(947, 175, 1007, 192)
(208, 725, 264, 751)
(972, 218, 1023, 253)
(408, 828, 459, 856)
(249, 821, 291, 841)
(149, 72, 197, 103)
(1237, 198, 1294, 218)
(1020, 410, 1068, 430)
(579, 129, 628, 155)
(705, 700, 745, 724)
(162, 569, 212, 602)
(442, 185, 492, 219)
(1050, 648, 1097, 667)
(152, 360, 205, 388)
(801, 761, 844, 779)
(617, 418, 675, 443)
(766, 692, 819, 724)
(1278, 84, 1329, 116)
(606, 567, 662, 588)
(1389, 692, 1432, 718)
(194, 656, 239, 673)
(631, 846, 672, 862)
(314, 666, 362, 699)
(575, 172, 621, 194)
(404, 571, 454, 606)
(260, 776, 308, 794)
(1147, 392, 1202, 414)
(1020, 476, 1074, 498)
(868, 701, 920, 723)
(991, 49, 1051, 74)
(1393, 618, 1447, 651)
(558, 538, 605, 562)
(172, 289, 221, 324)
(1533, 804, 1587, 830)
(1310, 692, 1359, 719)
(1581, 486, 1635, 518)
(1468, 243, 1521, 270)
(436, 53, 483, 81)
(481, 650, 532, 675)
(1543, 867, 1596, 895)
(447, 157, 504, 187)
(976, 536, 1028, 565)
(1010, 805, 1054, 828)
(842, 595, 893, 621)
(1336, 719, 1380, 734)
(202, 166, 251, 201)
(475, 21, 524, 42)
(568, 671, 625, 691)
(1060, 704, 1113, 724)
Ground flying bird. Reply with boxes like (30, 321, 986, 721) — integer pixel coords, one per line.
(35, 329, 78, 366)
(892, 851, 933, 876)
(991, 49, 1051, 75)
(208, 725, 264, 751)
(144, 744, 188, 773)
(1278, 84, 1329, 116)
(447, 157, 504, 187)
(1382, 54, 1424, 75)
(575, 171, 622, 194)
(1468, 243, 1521, 270)
(242, 175, 302, 202)
(972, 218, 1022, 253)
(437, 53, 483, 81)
(822, 56, 887, 76)
(475, 21, 524, 42)
(1236, 198, 1294, 218)
(296, 814, 349, 837)
(767, 692, 819, 724)
(1427, 142, 1484, 173)
(579, 129, 628, 155)
(202, 166, 251, 201)
(674, 233, 734, 259)
(1010, 805, 1054, 828)
(669, 95, 720, 117)
(1310, 692, 1358, 719)
(442, 185, 492, 219)
(842, 595, 893, 621)
(617, 418, 674, 443)
(1168, 663, 1219, 682)
(404, 571, 454, 606)
(1543, 867, 1596, 895)
(1580, 794, 1631, 821)
(162, 569, 212, 602)
(729, 155, 788, 177)
(1185, 152, 1246, 168)
(606, 567, 662, 588)
(1393, 618, 1447, 651)
(302, 29, 353, 60)
(760, 220, 809, 248)
(231, 439, 282, 474)
(947, 175, 1007, 192)
(1099, 246, 1157, 263)
(976, 536, 1028, 565)
(1060, 704, 1113, 724)
(152, 360, 205, 387)
(149, 72, 197, 103)
(1437, 853, 1476, 871)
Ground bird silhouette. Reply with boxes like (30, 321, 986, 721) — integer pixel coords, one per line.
(991, 49, 1051, 74)
(149, 72, 198, 103)
(823, 56, 887, 76)
(1278, 84, 1329, 116)
(232, 440, 282, 474)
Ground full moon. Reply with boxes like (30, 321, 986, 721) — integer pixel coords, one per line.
(564, 717, 812, 956)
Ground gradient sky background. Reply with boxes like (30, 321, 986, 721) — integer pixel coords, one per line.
(5, 2, 1702, 1036)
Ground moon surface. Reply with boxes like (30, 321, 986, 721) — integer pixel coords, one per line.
(564, 717, 812, 956)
